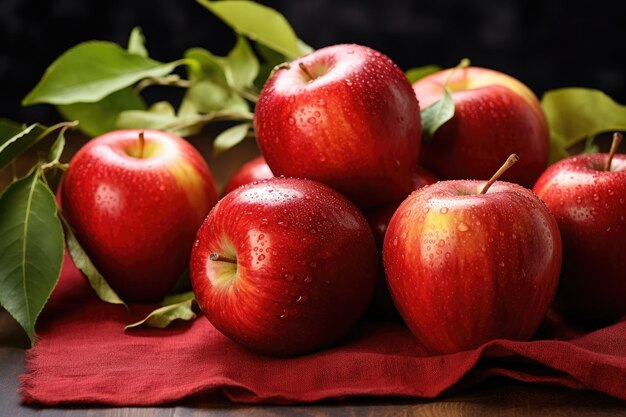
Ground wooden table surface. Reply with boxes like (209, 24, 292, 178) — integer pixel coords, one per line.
(2, 310, 626, 417)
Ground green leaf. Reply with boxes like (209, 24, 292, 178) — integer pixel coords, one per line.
(183, 79, 249, 114)
(47, 128, 66, 163)
(0, 170, 64, 344)
(58, 87, 147, 137)
(23, 41, 179, 105)
(116, 101, 178, 130)
(0, 123, 47, 171)
(583, 136, 600, 154)
(420, 88, 455, 143)
(125, 294, 196, 330)
(225, 36, 259, 89)
(297, 39, 314, 56)
(541, 88, 626, 162)
(184, 47, 228, 84)
(0, 119, 25, 143)
(162, 291, 195, 306)
(405, 65, 442, 84)
(213, 123, 251, 156)
(198, 0, 302, 59)
(127, 26, 148, 57)
(63, 218, 127, 307)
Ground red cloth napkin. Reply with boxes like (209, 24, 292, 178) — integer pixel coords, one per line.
(20, 255, 626, 405)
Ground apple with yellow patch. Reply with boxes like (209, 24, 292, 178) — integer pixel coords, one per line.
(62, 129, 218, 302)
(413, 67, 549, 187)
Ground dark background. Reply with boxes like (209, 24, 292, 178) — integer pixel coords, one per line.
(1, 0, 625, 124)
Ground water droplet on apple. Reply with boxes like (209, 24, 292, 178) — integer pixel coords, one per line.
(296, 294, 309, 303)
(258, 254, 266, 261)
(457, 222, 469, 232)
(307, 117, 317, 124)
(345, 79, 352, 86)
(279, 309, 288, 319)
(438, 239, 445, 247)
(593, 193, 600, 201)
(304, 275, 313, 284)
(440, 207, 448, 214)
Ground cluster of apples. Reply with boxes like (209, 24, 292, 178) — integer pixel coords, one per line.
(61, 44, 626, 357)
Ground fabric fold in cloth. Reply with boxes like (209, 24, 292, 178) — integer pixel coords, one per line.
(20, 255, 626, 405)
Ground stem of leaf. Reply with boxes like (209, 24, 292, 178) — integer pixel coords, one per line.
(443, 58, 471, 88)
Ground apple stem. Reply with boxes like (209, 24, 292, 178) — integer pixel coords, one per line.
(605, 132, 623, 171)
(480, 154, 520, 195)
(298, 62, 315, 81)
(209, 253, 237, 264)
(138, 131, 145, 159)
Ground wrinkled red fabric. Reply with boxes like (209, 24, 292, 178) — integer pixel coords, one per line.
(20, 255, 626, 405)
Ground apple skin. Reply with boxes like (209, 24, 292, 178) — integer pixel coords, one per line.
(255, 44, 422, 208)
(533, 153, 626, 324)
(222, 156, 273, 196)
(190, 177, 377, 356)
(365, 166, 438, 319)
(383, 180, 561, 354)
(61, 129, 219, 302)
(413, 67, 549, 188)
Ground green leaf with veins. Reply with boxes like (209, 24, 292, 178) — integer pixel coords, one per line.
(183, 79, 249, 114)
(63, 218, 127, 307)
(0, 169, 64, 345)
(197, 0, 302, 59)
(23, 41, 179, 105)
(184, 47, 228, 84)
(0, 123, 47, 171)
(47, 128, 66, 163)
(418, 58, 469, 144)
(58, 87, 146, 137)
(127, 26, 148, 57)
(225, 36, 259, 89)
(213, 123, 251, 156)
(541, 88, 626, 162)
(0, 119, 25, 143)
(420, 88, 454, 143)
(405, 65, 441, 83)
(125, 292, 196, 330)
(116, 101, 178, 130)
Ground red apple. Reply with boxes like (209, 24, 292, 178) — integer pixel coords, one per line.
(61, 129, 218, 302)
(255, 44, 422, 208)
(533, 134, 626, 323)
(222, 155, 273, 196)
(365, 166, 438, 319)
(383, 156, 561, 354)
(413, 66, 549, 188)
(190, 177, 377, 356)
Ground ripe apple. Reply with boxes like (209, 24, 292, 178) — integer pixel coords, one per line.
(383, 155, 561, 354)
(190, 177, 377, 356)
(533, 133, 626, 323)
(222, 155, 273, 196)
(255, 44, 422, 208)
(413, 66, 549, 188)
(61, 129, 219, 302)
(365, 166, 438, 319)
